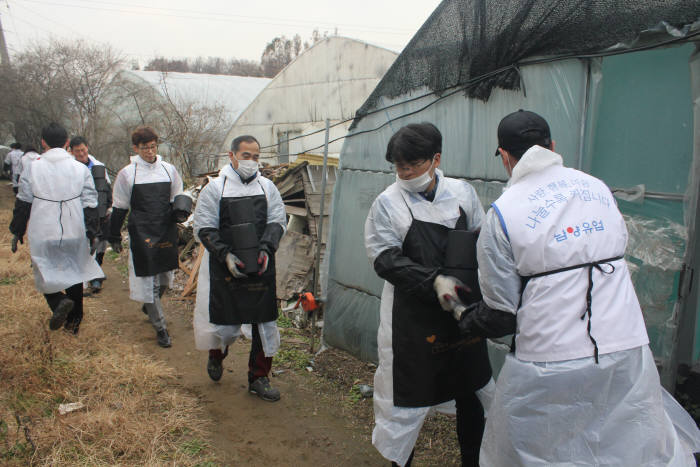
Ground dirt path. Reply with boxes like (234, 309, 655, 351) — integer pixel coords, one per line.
(85, 237, 384, 465)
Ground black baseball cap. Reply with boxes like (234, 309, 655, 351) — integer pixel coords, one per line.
(495, 109, 551, 157)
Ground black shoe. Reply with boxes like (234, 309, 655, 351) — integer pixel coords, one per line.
(141, 305, 148, 315)
(63, 320, 80, 335)
(50, 298, 73, 330)
(156, 329, 171, 347)
(90, 279, 102, 294)
(207, 357, 223, 381)
(248, 376, 281, 402)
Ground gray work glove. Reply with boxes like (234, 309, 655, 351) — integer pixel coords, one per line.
(257, 250, 269, 276)
(434, 274, 469, 321)
(110, 241, 122, 254)
(10, 235, 22, 253)
(225, 252, 246, 279)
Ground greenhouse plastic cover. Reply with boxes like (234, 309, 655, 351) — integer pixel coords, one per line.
(355, 0, 700, 121)
(126, 71, 270, 124)
(324, 60, 590, 363)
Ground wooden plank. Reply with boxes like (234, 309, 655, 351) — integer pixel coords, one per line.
(181, 244, 205, 297)
(274, 231, 315, 300)
(295, 153, 339, 167)
(179, 261, 192, 276)
(285, 205, 307, 217)
(179, 236, 196, 261)
(307, 215, 330, 244)
(301, 173, 336, 197)
(305, 192, 334, 216)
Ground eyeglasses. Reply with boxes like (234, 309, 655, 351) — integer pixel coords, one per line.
(139, 144, 158, 152)
(392, 158, 432, 172)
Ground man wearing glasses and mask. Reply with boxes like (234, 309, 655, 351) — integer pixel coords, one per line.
(192, 135, 286, 402)
(364, 123, 494, 466)
(109, 126, 191, 348)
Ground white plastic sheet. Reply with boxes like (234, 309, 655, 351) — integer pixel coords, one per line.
(480, 346, 700, 466)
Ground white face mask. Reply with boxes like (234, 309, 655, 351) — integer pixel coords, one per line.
(233, 157, 259, 180)
(396, 159, 435, 192)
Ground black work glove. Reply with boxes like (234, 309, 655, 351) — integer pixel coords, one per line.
(172, 210, 189, 223)
(11, 235, 22, 253)
(457, 300, 517, 338)
(456, 285, 479, 306)
(10, 198, 32, 239)
(108, 207, 128, 244)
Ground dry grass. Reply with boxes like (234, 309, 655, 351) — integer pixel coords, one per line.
(0, 210, 217, 466)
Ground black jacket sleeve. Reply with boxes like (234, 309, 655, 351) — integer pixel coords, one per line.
(106, 182, 113, 210)
(458, 300, 516, 338)
(373, 246, 439, 301)
(83, 207, 99, 242)
(108, 207, 128, 243)
(260, 223, 284, 254)
(198, 227, 231, 263)
(9, 198, 32, 238)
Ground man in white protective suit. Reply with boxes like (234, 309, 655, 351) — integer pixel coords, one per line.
(69, 136, 112, 294)
(9, 123, 103, 334)
(17, 146, 41, 179)
(364, 123, 495, 467)
(5, 142, 24, 195)
(455, 109, 700, 466)
(108, 126, 190, 348)
(192, 135, 286, 402)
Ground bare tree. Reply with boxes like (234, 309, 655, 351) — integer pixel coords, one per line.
(0, 39, 123, 147)
(157, 73, 228, 177)
(145, 56, 264, 77)
(98, 70, 228, 179)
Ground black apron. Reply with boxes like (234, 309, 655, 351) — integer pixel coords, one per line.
(127, 165, 178, 277)
(392, 201, 492, 408)
(208, 178, 278, 325)
(90, 164, 112, 239)
(90, 164, 110, 218)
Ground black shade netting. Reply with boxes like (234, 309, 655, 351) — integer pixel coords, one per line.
(354, 0, 700, 125)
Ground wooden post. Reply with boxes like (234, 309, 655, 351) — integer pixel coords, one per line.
(310, 118, 330, 353)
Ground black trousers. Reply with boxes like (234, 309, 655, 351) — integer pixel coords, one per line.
(209, 325, 274, 384)
(44, 283, 83, 332)
(391, 392, 485, 467)
(247, 324, 273, 384)
(456, 392, 485, 467)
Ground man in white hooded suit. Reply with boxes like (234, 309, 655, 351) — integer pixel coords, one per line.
(193, 135, 286, 402)
(9, 122, 103, 333)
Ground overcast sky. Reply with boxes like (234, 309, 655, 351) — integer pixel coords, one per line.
(2, 0, 441, 66)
